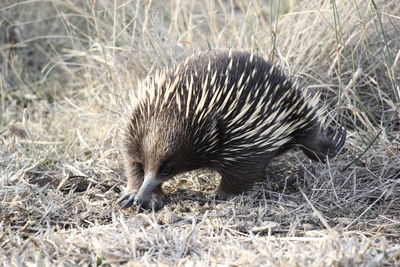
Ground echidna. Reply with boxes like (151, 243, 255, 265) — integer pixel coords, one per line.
(117, 50, 346, 210)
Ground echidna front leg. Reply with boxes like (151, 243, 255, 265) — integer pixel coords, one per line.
(117, 175, 142, 208)
(117, 167, 142, 209)
(117, 163, 166, 211)
(117, 180, 166, 211)
(216, 173, 256, 199)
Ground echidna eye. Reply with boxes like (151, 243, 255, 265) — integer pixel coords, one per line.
(160, 164, 172, 177)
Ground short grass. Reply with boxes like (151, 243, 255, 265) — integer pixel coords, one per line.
(1, 0, 399, 265)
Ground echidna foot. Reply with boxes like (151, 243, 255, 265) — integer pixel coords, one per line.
(116, 189, 138, 209)
(117, 189, 166, 211)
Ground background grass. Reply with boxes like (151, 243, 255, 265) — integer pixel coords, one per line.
(1, 0, 399, 265)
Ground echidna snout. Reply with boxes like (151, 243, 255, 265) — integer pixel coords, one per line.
(118, 50, 346, 211)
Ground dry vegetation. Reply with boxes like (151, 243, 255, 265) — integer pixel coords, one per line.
(1, 0, 400, 265)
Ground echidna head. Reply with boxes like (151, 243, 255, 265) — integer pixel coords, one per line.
(124, 111, 215, 202)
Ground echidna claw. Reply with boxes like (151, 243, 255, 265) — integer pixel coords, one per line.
(136, 203, 143, 213)
(334, 127, 347, 155)
(320, 127, 326, 137)
(117, 192, 166, 211)
(117, 193, 129, 203)
(119, 194, 136, 209)
(326, 126, 346, 157)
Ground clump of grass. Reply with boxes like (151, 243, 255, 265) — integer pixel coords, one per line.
(1, 0, 399, 265)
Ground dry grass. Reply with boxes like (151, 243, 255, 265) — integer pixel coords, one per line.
(1, 0, 400, 265)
